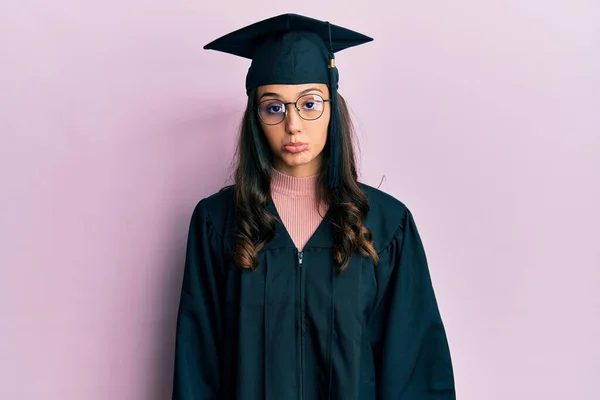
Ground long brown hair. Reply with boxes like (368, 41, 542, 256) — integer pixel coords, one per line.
(231, 89, 378, 271)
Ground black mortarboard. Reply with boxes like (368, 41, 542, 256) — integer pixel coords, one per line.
(203, 13, 373, 188)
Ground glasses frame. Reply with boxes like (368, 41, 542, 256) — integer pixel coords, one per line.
(256, 94, 332, 125)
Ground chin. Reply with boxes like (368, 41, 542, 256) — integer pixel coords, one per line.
(276, 152, 321, 173)
(281, 152, 312, 166)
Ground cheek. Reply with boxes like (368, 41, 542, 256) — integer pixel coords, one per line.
(261, 125, 284, 149)
(315, 117, 330, 147)
(318, 125, 329, 146)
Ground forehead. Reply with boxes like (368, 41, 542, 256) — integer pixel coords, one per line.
(257, 83, 329, 99)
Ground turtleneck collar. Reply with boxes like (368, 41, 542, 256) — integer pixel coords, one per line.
(270, 167, 319, 197)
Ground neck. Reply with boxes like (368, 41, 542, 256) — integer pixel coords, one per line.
(270, 167, 319, 197)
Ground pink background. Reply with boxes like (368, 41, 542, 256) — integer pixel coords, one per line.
(1, 1, 599, 399)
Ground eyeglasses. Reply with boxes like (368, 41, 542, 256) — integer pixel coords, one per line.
(257, 94, 332, 125)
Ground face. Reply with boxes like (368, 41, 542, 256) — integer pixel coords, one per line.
(256, 83, 331, 177)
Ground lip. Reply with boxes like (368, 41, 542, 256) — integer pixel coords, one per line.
(284, 143, 308, 154)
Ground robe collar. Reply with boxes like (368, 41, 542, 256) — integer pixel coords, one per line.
(261, 198, 335, 252)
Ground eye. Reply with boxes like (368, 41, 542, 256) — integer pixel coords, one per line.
(267, 105, 282, 114)
(299, 95, 324, 111)
(260, 101, 285, 115)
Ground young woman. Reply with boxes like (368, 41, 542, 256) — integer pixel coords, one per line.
(172, 13, 455, 400)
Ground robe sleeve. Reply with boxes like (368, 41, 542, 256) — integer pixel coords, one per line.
(172, 200, 223, 400)
(370, 207, 456, 399)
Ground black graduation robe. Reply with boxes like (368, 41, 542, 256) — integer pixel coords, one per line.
(172, 183, 455, 399)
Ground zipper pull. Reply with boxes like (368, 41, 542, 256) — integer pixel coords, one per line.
(298, 251, 303, 266)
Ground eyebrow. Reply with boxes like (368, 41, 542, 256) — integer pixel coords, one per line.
(259, 87, 323, 100)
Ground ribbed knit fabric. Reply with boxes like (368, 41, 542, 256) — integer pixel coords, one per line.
(270, 168, 329, 251)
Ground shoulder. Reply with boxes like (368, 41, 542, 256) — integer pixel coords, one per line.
(358, 182, 411, 253)
(190, 185, 236, 240)
(359, 182, 408, 219)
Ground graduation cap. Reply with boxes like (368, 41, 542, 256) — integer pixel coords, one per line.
(203, 13, 374, 188)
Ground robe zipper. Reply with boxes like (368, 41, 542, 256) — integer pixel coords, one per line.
(298, 250, 304, 400)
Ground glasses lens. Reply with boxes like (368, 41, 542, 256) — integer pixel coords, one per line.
(258, 100, 285, 124)
(297, 94, 325, 120)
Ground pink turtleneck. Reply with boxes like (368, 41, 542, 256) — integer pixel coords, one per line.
(270, 168, 329, 251)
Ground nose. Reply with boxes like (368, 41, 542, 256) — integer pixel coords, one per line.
(284, 104, 302, 134)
